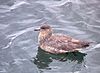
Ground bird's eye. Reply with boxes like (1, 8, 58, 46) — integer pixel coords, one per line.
(41, 27, 46, 29)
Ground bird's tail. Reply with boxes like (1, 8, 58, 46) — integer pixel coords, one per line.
(80, 41, 93, 48)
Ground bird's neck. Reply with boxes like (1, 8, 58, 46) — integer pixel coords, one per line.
(38, 31, 52, 44)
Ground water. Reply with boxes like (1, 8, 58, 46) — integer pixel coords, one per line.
(0, 0, 100, 73)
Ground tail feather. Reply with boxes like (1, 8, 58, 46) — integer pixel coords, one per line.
(80, 41, 92, 48)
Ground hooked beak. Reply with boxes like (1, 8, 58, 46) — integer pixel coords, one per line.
(34, 28, 40, 31)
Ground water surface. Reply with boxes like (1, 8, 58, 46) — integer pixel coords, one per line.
(0, 0, 100, 73)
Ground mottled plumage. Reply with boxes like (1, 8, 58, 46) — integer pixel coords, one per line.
(34, 25, 90, 54)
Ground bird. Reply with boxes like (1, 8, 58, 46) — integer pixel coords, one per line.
(34, 24, 91, 54)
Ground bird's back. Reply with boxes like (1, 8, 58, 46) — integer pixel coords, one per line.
(41, 34, 90, 53)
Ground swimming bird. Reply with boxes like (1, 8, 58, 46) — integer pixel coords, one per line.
(34, 25, 91, 54)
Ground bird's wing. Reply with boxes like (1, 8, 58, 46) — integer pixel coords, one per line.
(46, 34, 90, 52)
(71, 38, 90, 48)
(46, 39, 77, 52)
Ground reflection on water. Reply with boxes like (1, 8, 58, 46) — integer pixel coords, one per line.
(31, 47, 86, 70)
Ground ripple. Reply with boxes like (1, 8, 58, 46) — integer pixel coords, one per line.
(0, 24, 9, 30)
(9, 1, 30, 10)
(12, 58, 28, 65)
(16, 18, 42, 24)
(79, 43, 100, 53)
(2, 27, 35, 49)
(0, 68, 6, 72)
(0, 5, 10, 13)
(0, 0, 100, 73)
(36, 0, 83, 7)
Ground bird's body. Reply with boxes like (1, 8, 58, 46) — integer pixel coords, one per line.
(34, 25, 90, 54)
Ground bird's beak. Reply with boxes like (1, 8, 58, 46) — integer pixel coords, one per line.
(34, 28, 40, 31)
